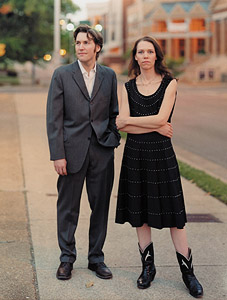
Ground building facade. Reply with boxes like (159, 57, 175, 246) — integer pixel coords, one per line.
(86, 0, 227, 80)
(210, 0, 227, 56)
(86, 0, 124, 72)
(127, 0, 212, 62)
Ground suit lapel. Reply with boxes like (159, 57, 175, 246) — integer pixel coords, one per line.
(72, 61, 90, 101)
(91, 64, 104, 100)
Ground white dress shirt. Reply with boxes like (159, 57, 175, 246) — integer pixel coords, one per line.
(78, 60, 96, 98)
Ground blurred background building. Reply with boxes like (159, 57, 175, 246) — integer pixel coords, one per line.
(85, 0, 227, 82)
(1, 0, 226, 84)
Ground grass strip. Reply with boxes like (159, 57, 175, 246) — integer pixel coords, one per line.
(119, 131, 127, 140)
(0, 75, 19, 85)
(178, 160, 227, 205)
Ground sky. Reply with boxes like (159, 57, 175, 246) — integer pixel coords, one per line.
(71, 0, 109, 23)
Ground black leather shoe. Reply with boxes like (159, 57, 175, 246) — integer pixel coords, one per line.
(88, 262, 112, 279)
(56, 262, 73, 280)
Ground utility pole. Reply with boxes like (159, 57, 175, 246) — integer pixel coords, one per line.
(54, 0, 61, 65)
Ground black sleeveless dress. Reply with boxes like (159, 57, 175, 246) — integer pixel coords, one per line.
(115, 76, 187, 229)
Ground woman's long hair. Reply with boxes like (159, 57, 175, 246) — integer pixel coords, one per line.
(128, 36, 173, 79)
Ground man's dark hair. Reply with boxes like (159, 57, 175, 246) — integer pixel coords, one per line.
(74, 24, 103, 59)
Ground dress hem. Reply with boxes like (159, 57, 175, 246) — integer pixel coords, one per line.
(115, 220, 187, 230)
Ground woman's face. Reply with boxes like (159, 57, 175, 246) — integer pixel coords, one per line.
(135, 40, 157, 71)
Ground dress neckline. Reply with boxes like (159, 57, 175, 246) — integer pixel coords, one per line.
(133, 76, 165, 98)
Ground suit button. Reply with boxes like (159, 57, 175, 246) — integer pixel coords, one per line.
(91, 119, 93, 122)
(90, 101, 93, 105)
(88, 137, 91, 140)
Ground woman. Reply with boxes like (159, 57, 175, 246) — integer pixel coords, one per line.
(115, 36, 203, 298)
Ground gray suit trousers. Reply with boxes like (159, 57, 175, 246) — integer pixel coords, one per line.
(57, 132, 114, 264)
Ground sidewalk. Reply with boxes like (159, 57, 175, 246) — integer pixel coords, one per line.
(1, 91, 227, 300)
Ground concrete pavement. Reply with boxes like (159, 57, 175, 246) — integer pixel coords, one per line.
(0, 90, 227, 299)
(0, 94, 37, 300)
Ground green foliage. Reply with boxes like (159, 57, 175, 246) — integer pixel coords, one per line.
(178, 160, 227, 204)
(122, 48, 131, 61)
(0, 73, 19, 85)
(61, 30, 75, 60)
(120, 131, 127, 140)
(165, 57, 185, 77)
(121, 69, 128, 76)
(0, 0, 79, 66)
(198, 49, 206, 55)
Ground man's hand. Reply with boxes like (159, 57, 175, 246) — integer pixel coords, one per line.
(156, 123, 173, 138)
(54, 159, 67, 176)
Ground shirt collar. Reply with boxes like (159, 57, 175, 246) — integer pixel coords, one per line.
(78, 60, 96, 75)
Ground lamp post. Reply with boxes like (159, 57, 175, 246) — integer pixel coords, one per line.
(54, 0, 61, 65)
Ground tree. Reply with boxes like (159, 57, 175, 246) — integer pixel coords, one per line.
(0, 0, 79, 67)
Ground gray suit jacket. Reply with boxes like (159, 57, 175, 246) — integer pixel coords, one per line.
(46, 60, 121, 173)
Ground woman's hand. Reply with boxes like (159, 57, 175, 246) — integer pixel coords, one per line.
(156, 123, 173, 138)
(116, 115, 128, 129)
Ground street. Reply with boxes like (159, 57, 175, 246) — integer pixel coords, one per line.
(173, 84, 227, 169)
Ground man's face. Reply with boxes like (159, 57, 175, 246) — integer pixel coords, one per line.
(75, 32, 100, 64)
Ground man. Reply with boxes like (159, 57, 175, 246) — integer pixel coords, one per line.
(46, 25, 120, 280)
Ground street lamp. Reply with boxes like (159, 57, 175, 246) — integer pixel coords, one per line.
(60, 19, 65, 26)
(60, 49, 67, 56)
(95, 24, 103, 32)
(66, 23, 74, 31)
(43, 54, 52, 61)
(0, 43, 6, 57)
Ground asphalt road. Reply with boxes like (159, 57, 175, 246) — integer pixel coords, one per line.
(172, 84, 227, 169)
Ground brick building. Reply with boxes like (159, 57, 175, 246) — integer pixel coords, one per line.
(127, 0, 211, 62)
(211, 0, 227, 56)
(86, 0, 227, 81)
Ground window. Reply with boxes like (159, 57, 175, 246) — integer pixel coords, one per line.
(179, 39, 185, 57)
(190, 19, 205, 31)
(152, 20, 167, 32)
(198, 39, 205, 54)
(111, 31, 115, 41)
(160, 40, 166, 54)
